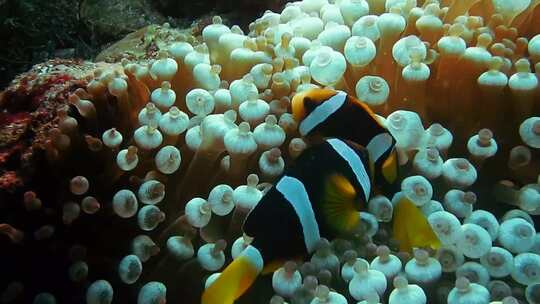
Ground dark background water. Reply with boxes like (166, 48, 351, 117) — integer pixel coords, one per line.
(0, 0, 287, 90)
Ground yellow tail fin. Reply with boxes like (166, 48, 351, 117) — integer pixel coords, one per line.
(392, 195, 441, 253)
(202, 246, 263, 304)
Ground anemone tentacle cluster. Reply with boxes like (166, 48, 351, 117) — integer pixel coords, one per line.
(1, 0, 540, 303)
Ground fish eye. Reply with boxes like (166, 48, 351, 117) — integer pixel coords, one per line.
(303, 96, 318, 112)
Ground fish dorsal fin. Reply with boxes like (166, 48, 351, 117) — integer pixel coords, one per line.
(321, 174, 360, 234)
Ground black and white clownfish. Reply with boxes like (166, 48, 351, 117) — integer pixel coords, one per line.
(201, 89, 439, 304)
(202, 138, 373, 304)
(291, 88, 399, 195)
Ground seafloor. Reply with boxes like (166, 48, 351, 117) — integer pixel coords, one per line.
(0, 0, 540, 303)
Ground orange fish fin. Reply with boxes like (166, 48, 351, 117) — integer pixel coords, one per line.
(392, 195, 441, 253)
(202, 246, 263, 304)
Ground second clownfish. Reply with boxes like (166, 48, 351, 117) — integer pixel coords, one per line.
(292, 88, 399, 194)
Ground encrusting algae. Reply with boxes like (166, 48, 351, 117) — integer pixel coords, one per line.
(0, 0, 540, 303)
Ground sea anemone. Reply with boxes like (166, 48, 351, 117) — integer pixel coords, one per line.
(370, 245, 402, 280)
(456, 261, 490, 286)
(349, 259, 387, 301)
(447, 277, 490, 304)
(404, 249, 442, 286)
(1, 0, 540, 303)
(428, 211, 463, 245)
(479, 246, 514, 278)
(464, 209, 500, 241)
(511, 252, 540, 285)
(436, 245, 465, 273)
(457, 223, 492, 259)
(389, 276, 427, 304)
(498, 217, 536, 253)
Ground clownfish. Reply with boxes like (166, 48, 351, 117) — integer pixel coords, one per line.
(201, 89, 439, 304)
(291, 88, 399, 195)
(291, 88, 439, 253)
(202, 138, 372, 304)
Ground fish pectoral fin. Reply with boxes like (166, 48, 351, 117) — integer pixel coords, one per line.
(392, 196, 441, 253)
(321, 174, 360, 234)
(326, 174, 357, 201)
(202, 246, 263, 304)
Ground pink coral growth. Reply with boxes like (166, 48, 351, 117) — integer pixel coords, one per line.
(0, 59, 92, 192)
(0, 171, 23, 193)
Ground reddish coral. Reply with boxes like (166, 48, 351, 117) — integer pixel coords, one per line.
(0, 113, 30, 167)
(2, 72, 73, 112)
(0, 171, 23, 193)
(0, 144, 24, 167)
(0, 112, 31, 126)
(0, 59, 94, 192)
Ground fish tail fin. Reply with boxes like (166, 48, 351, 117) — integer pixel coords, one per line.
(392, 195, 441, 253)
(202, 245, 263, 304)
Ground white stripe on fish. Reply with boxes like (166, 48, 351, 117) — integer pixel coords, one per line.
(326, 138, 371, 202)
(276, 176, 321, 253)
(367, 132, 394, 164)
(298, 91, 347, 136)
